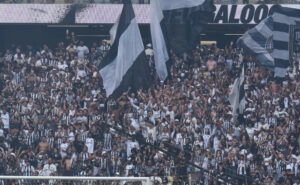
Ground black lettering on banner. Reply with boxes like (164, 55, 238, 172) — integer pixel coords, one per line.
(241, 4, 255, 24)
(229, 5, 239, 23)
(254, 5, 268, 23)
(269, 4, 281, 16)
(214, 5, 228, 23)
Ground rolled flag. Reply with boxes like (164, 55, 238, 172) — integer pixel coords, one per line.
(229, 64, 245, 119)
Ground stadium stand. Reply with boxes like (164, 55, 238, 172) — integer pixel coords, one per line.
(0, 0, 300, 184)
(0, 29, 299, 184)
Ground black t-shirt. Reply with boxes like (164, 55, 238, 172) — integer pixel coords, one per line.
(74, 140, 84, 153)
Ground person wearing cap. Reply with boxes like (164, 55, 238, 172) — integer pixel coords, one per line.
(98, 39, 110, 55)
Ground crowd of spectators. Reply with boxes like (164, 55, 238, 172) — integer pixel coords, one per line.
(0, 30, 299, 185)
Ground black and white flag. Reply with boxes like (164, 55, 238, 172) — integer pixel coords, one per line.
(229, 65, 245, 118)
(238, 6, 300, 78)
(150, 0, 215, 81)
(99, 0, 152, 98)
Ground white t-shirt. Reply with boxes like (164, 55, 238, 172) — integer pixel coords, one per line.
(76, 116, 88, 124)
(246, 127, 255, 137)
(175, 133, 183, 145)
(125, 164, 134, 176)
(35, 59, 42, 67)
(150, 176, 162, 184)
(147, 127, 157, 141)
(0, 129, 4, 137)
(43, 163, 57, 176)
(77, 69, 87, 79)
(126, 140, 139, 157)
(69, 132, 75, 142)
(130, 119, 140, 130)
(1, 113, 9, 129)
(258, 123, 269, 131)
(166, 110, 175, 121)
(85, 138, 95, 154)
(58, 62, 68, 71)
(14, 53, 24, 61)
(264, 156, 272, 166)
(60, 142, 69, 158)
(77, 46, 89, 60)
(203, 134, 211, 149)
(145, 48, 153, 56)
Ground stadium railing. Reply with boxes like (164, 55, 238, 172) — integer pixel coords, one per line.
(0, 176, 153, 185)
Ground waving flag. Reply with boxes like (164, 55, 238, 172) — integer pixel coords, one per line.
(99, 0, 152, 98)
(238, 6, 300, 78)
(150, 0, 215, 81)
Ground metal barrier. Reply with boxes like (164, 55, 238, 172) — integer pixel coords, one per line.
(0, 176, 153, 185)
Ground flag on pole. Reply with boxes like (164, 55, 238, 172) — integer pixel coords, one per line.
(237, 6, 300, 78)
(229, 65, 245, 119)
(99, 0, 152, 98)
(150, 0, 215, 81)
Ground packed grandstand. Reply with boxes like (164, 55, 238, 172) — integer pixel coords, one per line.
(0, 34, 299, 185)
(0, 0, 300, 185)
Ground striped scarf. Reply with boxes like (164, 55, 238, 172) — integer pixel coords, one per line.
(103, 133, 112, 151)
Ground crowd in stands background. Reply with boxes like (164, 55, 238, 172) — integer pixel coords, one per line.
(0, 30, 299, 185)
